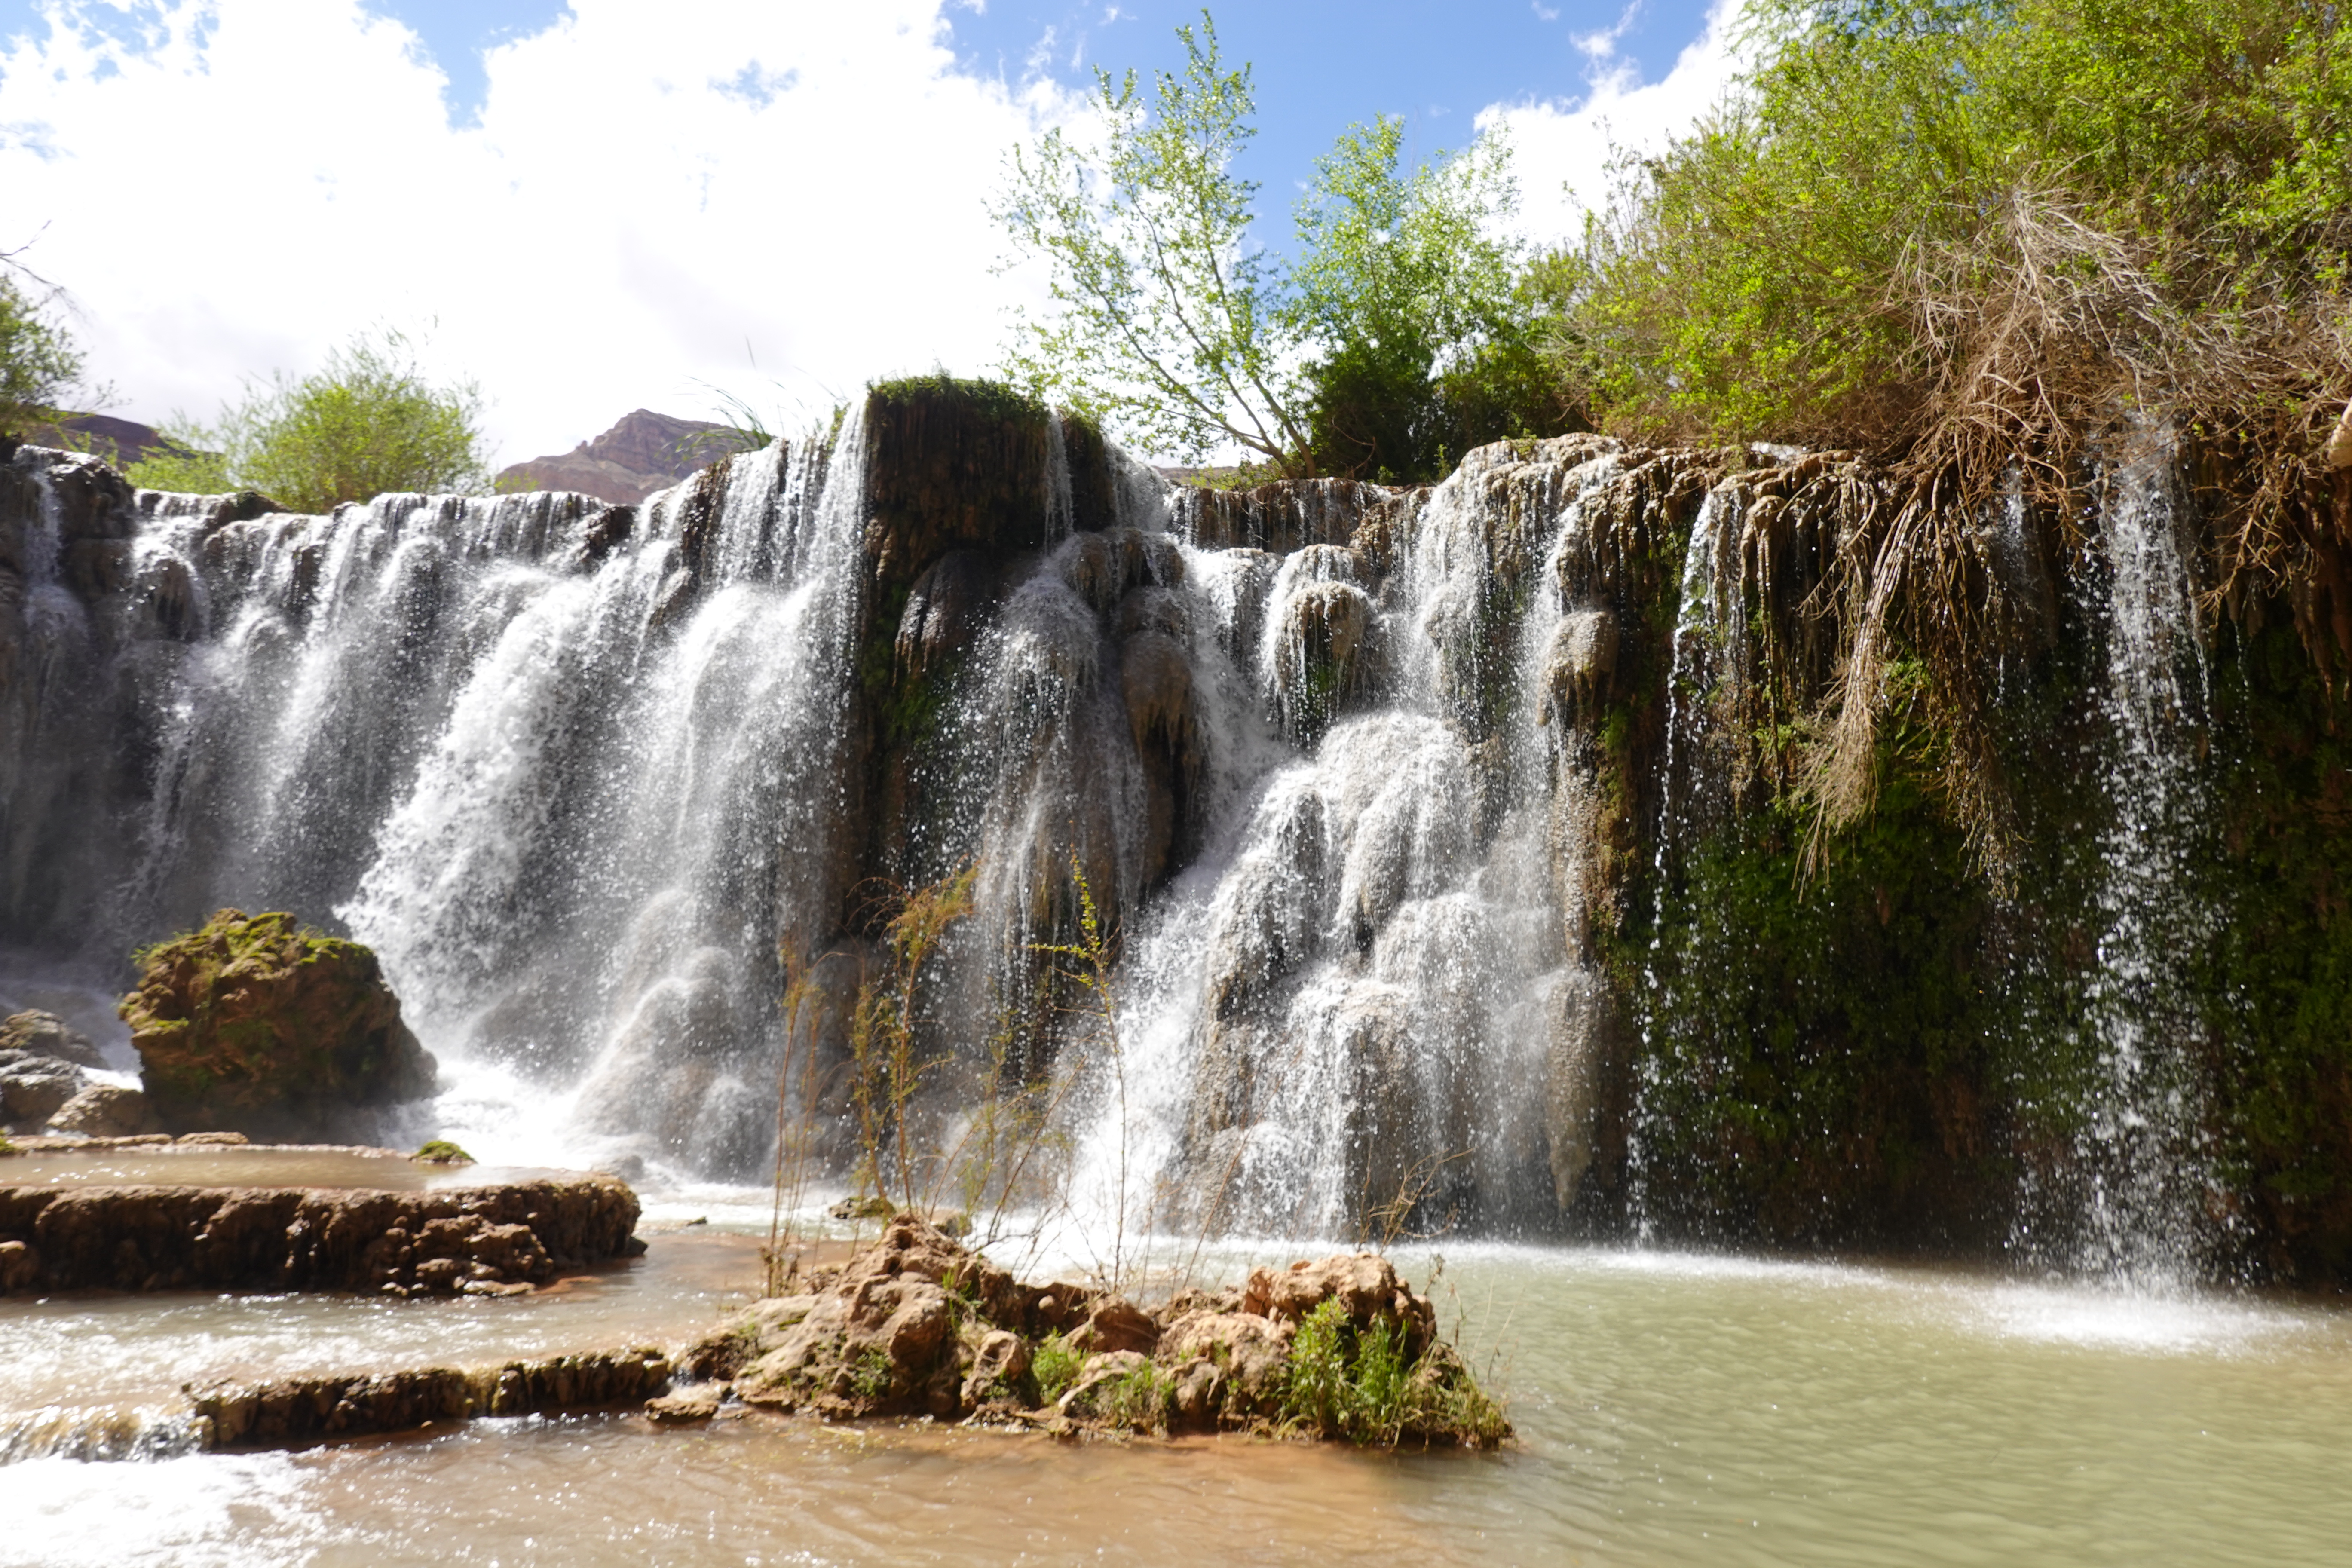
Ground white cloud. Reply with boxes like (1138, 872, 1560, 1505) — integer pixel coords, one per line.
(1482, 0, 1752, 248)
(1572, 1, 1643, 68)
(0, 0, 1080, 464)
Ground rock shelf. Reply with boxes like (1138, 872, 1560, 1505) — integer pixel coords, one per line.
(192, 1348, 674, 1449)
(0, 1171, 642, 1296)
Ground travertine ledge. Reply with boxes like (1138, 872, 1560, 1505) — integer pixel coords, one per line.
(0, 1173, 642, 1295)
(192, 1348, 673, 1449)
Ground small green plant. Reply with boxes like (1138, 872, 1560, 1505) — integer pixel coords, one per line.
(843, 1346, 897, 1404)
(1032, 851, 1135, 1291)
(845, 864, 979, 1213)
(1275, 1295, 1510, 1447)
(1279, 1297, 1353, 1435)
(764, 941, 831, 1296)
(1030, 1331, 1083, 1404)
(0, 1133, 15, 1156)
(1345, 1316, 1410, 1442)
(1087, 1360, 1172, 1433)
(411, 1139, 474, 1164)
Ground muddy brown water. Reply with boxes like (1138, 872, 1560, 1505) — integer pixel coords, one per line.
(4, 1227, 2351, 1566)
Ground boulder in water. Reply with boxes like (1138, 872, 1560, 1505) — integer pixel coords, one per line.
(0, 1052, 92, 1132)
(699, 1216, 1506, 1444)
(0, 1011, 107, 1069)
(1241, 1251, 1437, 1354)
(46, 1084, 162, 1138)
(119, 910, 438, 1139)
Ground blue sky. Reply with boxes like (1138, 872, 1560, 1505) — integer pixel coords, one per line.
(0, 0, 1736, 459)
(946, 1, 1721, 183)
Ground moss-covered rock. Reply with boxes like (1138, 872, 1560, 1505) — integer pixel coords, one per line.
(862, 377, 1064, 602)
(120, 909, 438, 1138)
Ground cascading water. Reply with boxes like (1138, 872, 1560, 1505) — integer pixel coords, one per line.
(1008, 442, 1633, 1243)
(2069, 432, 2219, 1285)
(2, 418, 871, 1179)
(0, 402, 2280, 1272)
(1623, 485, 1745, 1237)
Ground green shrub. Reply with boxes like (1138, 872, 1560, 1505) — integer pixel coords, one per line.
(129, 326, 489, 509)
(844, 1347, 897, 1404)
(1030, 1331, 1082, 1404)
(0, 270, 86, 439)
(1084, 1360, 1172, 1433)
(1274, 1297, 1506, 1446)
(1572, 0, 2352, 467)
(995, 14, 1579, 482)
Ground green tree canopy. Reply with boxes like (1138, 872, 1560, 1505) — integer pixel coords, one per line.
(994, 12, 1572, 483)
(0, 266, 86, 440)
(131, 328, 491, 510)
(995, 15, 1310, 475)
(1292, 117, 1568, 481)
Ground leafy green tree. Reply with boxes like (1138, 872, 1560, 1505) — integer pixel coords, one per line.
(130, 328, 490, 509)
(0, 268, 86, 440)
(1292, 118, 1571, 481)
(996, 13, 1578, 484)
(994, 15, 1313, 476)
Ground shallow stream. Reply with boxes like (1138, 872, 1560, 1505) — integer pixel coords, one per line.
(4, 1220, 2346, 1566)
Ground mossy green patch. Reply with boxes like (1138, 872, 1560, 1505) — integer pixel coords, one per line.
(120, 909, 437, 1139)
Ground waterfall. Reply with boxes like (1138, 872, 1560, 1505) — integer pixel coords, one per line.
(2070, 432, 2218, 1285)
(0, 401, 2289, 1272)
(2, 419, 870, 1179)
(1032, 442, 1627, 1242)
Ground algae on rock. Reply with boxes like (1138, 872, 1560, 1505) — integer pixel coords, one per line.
(120, 909, 438, 1138)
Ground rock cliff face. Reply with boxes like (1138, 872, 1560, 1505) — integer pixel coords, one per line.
(120, 910, 438, 1139)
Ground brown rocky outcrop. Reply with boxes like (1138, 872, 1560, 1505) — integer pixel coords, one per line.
(119, 909, 438, 1139)
(0, 1173, 640, 1295)
(1242, 1253, 1436, 1339)
(680, 1216, 1503, 1445)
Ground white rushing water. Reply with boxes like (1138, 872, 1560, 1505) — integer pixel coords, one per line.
(4, 421, 870, 1182)
(0, 421, 2248, 1272)
(2068, 432, 2219, 1285)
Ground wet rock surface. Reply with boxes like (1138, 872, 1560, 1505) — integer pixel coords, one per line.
(192, 1348, 671, 1449)
(0, 1010, 107, 1069)
(46, 1084, 163, 1137)
(0, 1050, 94, 1132)
(0, 1172, 641, 1295)
(681, 1216, 1505, 1446)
